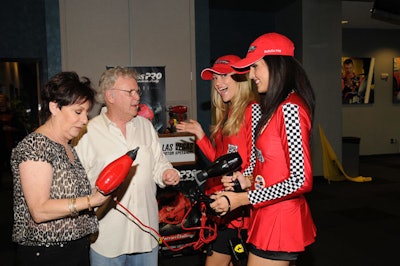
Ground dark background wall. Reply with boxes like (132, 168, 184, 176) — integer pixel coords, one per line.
(0, 0, 61, 81)
(0, 0, 61, 132)
(208, 9, 276, 61)
(0, 1, 46, 59)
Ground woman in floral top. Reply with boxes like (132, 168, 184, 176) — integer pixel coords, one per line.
(11, 71, 109, 266)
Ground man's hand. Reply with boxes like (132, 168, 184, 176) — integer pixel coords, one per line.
(162, 169, 181, 186)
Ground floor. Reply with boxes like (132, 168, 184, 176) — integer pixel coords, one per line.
(1, 154, 400, 266)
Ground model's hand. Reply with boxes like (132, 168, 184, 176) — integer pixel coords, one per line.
(221, 174, 236, 191)
(162, 169, 181, 186)
(210, 191, 249, 216)
(221, 171, 250, 191)
(175, 119, 205, 140)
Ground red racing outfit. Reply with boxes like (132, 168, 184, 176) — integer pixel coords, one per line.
(196, 102, 261, 229)
(247, 92, 316, 252)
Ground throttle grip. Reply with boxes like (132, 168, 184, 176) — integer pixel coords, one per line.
(233, 179, 244, 192)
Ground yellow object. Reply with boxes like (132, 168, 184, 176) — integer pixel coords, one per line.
(318, 125, 372, 182)
(234, 243, 245, 254)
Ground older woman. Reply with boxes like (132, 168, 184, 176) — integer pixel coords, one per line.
(11, 72, 109, 266)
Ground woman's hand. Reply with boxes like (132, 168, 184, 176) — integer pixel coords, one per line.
(175, 119, 205, 140)
(91, 189, 111, 208)
(221, 171, 251, 191)
(210, 191, 250, 216)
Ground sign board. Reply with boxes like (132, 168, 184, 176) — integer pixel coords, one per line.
(159, 133, 195, 166)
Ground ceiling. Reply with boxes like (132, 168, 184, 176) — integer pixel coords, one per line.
(209, 0, 400, 29)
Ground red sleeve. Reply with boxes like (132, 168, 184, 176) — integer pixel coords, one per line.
(196, 135, 217, 162)
(248, 102, 313, 208)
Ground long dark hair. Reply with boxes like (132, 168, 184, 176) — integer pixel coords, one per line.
(255, 56, 315, 139)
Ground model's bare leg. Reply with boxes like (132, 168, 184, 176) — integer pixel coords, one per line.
(205, 251, 232, 266)
(247, 253, 290, 266)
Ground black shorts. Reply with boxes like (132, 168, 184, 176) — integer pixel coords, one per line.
(209, 227, 248, 256)
(248, 244, 300, 261)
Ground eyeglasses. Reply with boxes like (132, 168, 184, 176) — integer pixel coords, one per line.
(110, 88, 142, 97)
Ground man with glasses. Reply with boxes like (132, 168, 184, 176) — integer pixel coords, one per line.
(74, 66, 180, 266)
(110, 87, 142, 97)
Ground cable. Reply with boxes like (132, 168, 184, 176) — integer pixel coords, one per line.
(113, 197, 218, 252)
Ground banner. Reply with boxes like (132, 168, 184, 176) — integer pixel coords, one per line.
(107, 66, 167, 133)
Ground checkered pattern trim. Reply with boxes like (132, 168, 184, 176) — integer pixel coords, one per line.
(248, 103, 305, 205)
(243, 103, 262, 177)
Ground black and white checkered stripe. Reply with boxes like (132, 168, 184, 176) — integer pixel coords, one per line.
(248, 103, 305, 205)
(243, 103, 262, 177)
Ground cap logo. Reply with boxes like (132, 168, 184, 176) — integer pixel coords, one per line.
(264, 49, 282, 54)
(215, 59, 230, 65)
(248, 45, 257, 53)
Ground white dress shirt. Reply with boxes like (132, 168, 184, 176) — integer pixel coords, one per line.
(75, 107, 176, 257)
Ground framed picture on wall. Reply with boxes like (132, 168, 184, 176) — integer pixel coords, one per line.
(393, 57, 400, 103)
(341, 57, 375, 104)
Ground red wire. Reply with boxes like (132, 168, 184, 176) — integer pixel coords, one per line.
(114, 197, 218, 252)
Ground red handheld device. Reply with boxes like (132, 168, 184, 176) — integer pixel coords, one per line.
(95, 147, 139, 195)
(171, 105, 187, 122)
